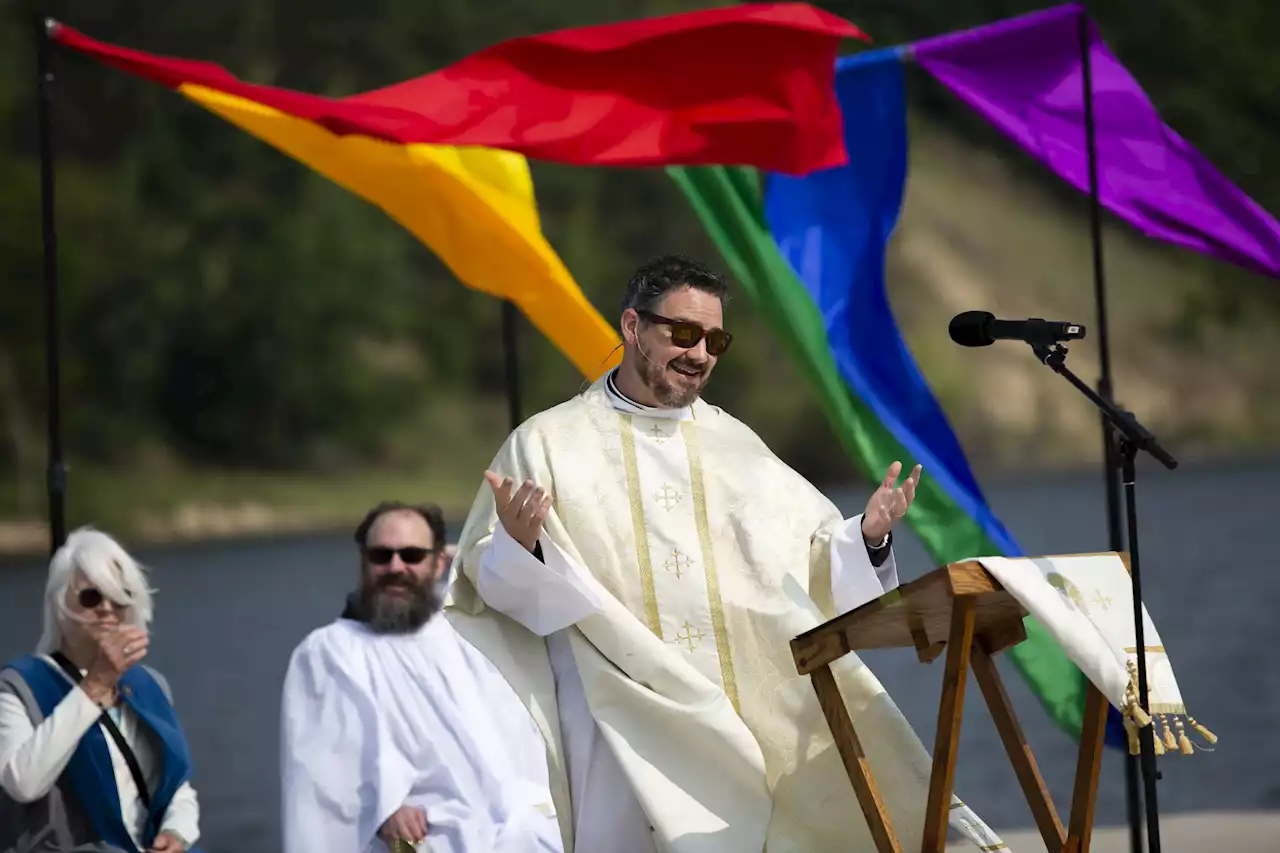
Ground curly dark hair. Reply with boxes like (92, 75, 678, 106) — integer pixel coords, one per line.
(352, 501, 447, 552)
(621, 255, 728, 315)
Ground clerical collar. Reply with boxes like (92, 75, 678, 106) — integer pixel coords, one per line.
(604, 369, 692, 421)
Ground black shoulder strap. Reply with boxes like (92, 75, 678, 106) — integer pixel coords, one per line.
(50, 652, 152, 811)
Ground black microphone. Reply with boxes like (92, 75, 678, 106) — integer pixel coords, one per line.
(948, 310, 1086, 348)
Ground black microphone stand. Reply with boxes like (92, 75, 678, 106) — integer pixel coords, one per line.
(1028, 335, 1176, 853)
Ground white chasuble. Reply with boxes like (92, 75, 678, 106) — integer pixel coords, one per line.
(446, 376, 1006, 853)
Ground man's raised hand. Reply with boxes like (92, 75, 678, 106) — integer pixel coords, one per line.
(861, 461, 922, 544)
(484, 470, 553, 553)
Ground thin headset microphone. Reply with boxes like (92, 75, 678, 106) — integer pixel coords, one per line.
(577, 318, 695, 395)
(575, 342, 624, 396)
(635, 336, 663, 366)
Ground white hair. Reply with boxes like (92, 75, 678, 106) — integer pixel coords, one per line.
(37, 526, 155, 654)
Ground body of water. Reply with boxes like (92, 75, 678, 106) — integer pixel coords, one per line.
(1, 457, 1276, 850)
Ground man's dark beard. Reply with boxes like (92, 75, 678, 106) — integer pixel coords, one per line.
(353, 573, 442, 633)
(639, 353, 707, 408)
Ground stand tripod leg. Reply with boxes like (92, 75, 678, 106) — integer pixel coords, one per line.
(922, 597, 977, 853)
(1064, 684, 1109, 853)
(810, 664, 903, 853)
(970, 645, 1065, 851)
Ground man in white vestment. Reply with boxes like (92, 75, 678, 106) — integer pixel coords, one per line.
(446, 256, 1007, 853)
(280, 502, 564, 853)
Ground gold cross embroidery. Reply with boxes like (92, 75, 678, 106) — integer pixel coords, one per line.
(672, 621, 705, 652)
(955, 814, 1002, 849)
(646, 423, 669, 443)
(654, 483, 682, 511)
(663, 549, 694, 578)
(1092, 590, 1113, 611)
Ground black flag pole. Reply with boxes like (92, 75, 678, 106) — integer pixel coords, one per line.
(37, 15, 67, 556)
(1078, 10, 1150, 853)
(501, 300, 521, 431)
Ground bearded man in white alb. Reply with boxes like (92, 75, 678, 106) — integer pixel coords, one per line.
(447, 255, 1006, 853)
(280, 502, 563, 853)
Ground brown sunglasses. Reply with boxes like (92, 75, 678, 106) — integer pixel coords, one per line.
(637, 310, 733, 356)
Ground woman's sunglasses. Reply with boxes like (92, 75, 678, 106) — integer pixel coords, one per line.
(364, 546, 435, 566)
(637, 310, 733, 356)
(76, 587, 129, 609)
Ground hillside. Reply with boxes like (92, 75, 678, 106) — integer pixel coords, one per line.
(889, 117, 1280, 470)
(0, 0, 1277, 552)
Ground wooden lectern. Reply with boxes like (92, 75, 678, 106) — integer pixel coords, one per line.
(791, 558, 1115, 853)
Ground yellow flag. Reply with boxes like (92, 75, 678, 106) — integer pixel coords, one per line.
(181, 84, 622, 380)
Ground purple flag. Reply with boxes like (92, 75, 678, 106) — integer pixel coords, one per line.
(913, 3, 1280, 279)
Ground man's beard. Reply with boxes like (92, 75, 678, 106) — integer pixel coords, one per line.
(639, 352, 708, 408)
(354, 573, 442, 634)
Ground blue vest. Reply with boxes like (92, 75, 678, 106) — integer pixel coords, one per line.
(4, 655, 200, 853)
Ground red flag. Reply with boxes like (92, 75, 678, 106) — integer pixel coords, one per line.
(51, 4, 868, 175)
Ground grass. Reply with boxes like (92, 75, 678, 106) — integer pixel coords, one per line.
(1, 389, 508, 554)
(0, 463, 485, 555)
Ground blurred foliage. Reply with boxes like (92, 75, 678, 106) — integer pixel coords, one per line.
(0, 0, 1277, 524)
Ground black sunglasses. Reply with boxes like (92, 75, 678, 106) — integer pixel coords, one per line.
(364, 546, 435, 566)
(637, 310, 733, 356)
(76, 587, 129, 609)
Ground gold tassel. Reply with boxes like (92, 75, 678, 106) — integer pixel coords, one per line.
(1152, 732, 1166, 756)
(1175, 717, 1195, 755)
(1160, 716, 1177, 750)
(1123, 661, 1152, 727)
(1123, 715, 1141, 755)
(1188, 716, 1218, 745)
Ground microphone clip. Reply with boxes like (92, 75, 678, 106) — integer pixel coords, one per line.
(1030, 340, 1069, 368)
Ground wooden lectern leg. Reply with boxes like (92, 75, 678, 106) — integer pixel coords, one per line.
(1063, 684, 1109, 853)
(809, 664, 903, 853)
(970, 645, 1066, 852)
(921, 597, 977, 853)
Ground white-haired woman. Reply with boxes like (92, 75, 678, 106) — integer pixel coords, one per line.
(0, 527, 202, 853)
